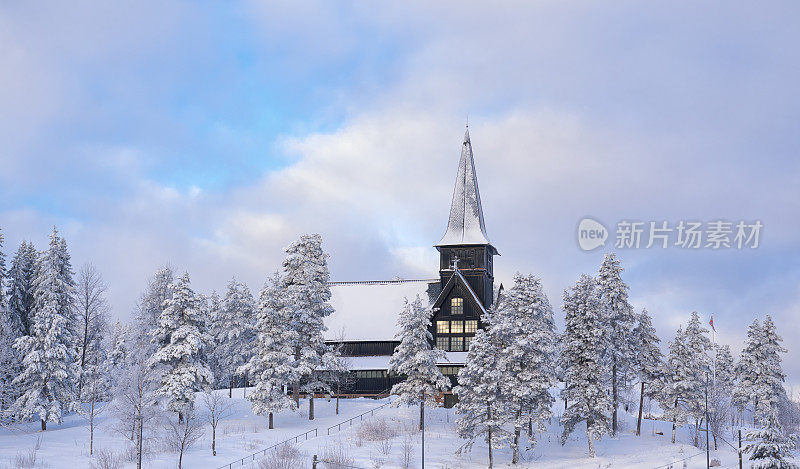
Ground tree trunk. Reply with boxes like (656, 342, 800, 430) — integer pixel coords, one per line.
(309, 394, 315, 420)
(671, 398, 678, 443)
(587, 420, 595, 457)
(611, 361, 618, 436)
(90, 400, 95, 455)
(512, 407, 521, 464)
(487, 404, 493, 469)
(293, 382, 300, 407)
(178, 449, 183, 469)
(564, 398, 567, 410)
(636, 381, 645, 436)
(41, 419, 46, 431)
(212, 424, 217, 456)
(269, 412, 274, 429)
(179, 412, 184, 424)
(419, 400, 424, 431)
(229, 376, 233, 398)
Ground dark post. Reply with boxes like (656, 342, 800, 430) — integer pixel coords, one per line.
(135, 414, 143, 469)
(738, 429, 743, 469)
(312, 454, 318, 469)
(705, 372, 710, 469)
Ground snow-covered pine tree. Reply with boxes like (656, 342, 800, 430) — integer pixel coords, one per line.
(659, 321, 707, 444)
(216, 278, 255, 397)
(238, 272, 296, 429)
(560, 274, 611, 458)
(455, 327, 510, 468)
(709, 343, 736, 450)
(149, 272, 213, 420)
(204, 290, 223, 389)
(0, 229, 20, 418)
(107, 322, 130, 376)
(8, 240, 38, 336)
(683, 311, 712, 445)
(596, 253, 637, 436)
(633, 307, 663, 436)
(11, 227, 79, 430)
(756, 316, 788, 422)
(489, 273, 556, 463)
(389, 295, 450, 431)
(134, 266, 173, 353)
(733, 318, 761, 422)
(280, 234, 334, 420)
(75, 264, 109, 396)
(744, 411, 798, 469)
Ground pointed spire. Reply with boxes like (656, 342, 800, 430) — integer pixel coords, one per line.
(436, 128, 493, 248)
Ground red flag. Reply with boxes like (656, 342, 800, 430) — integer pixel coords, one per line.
(709, 315, 716, 332)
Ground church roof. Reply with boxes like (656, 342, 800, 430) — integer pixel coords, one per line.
(436, 127, 494, 248)
(324, 279, 436, 341)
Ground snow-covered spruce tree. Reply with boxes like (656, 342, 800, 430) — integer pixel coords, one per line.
(633, 307, 663, 436)
(8, 240, 38, 336)
(216, 278, 256, 396)
(659, 320, 707, 444)
(238, 272, 296, 429)
(744, 411, 798, 469)
(455, 327, 510, 468)
(11, 227, 79, 430)
(149, 272, 213, 420)
(560, 274, 611, 458)
(134, 266, 174, 353)
(389, 295, 450, 431)
(489, 273, 556, 464)
(709, 343, 736, 450)
(683, 311, 712, 445)
(75, 263, 110, 395)
(757, 316, 789, 421)
(733, 318, 762, 423)
(107, 322, 130, 380)
(596, 253, 637, 436)
(280, 234, 334, 420)
(204, 290, 224, 389)
(0, 229, 20, 418)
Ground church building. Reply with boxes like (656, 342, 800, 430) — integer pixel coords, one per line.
(324, 128, 499, 400)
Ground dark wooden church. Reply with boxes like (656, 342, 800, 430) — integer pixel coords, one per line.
(325, 128, 499, 399)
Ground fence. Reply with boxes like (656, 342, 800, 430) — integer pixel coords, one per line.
(216, 399, 392, 469)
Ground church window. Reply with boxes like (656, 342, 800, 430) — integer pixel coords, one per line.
(451, 320, 464, 334)
(451, 297, 463, 315)
(450, 336, 464, 351)
(465, 320, 478, 333)
(436, 336, 449, 350)
(437, 321, 449, 334)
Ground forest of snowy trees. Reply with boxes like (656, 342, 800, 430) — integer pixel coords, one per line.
(0, 228, 798, 468)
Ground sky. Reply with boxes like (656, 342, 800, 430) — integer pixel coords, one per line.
(1, 1, 799, 384)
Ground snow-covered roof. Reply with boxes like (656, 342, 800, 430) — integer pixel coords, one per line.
(436, 128, 493, 248)
(324, 279, 436, 341)
(343, 352, 468, 370)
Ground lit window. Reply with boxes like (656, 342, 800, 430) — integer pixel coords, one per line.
(465, 320, 478, 333)
(451, 321, 464, 334)
(436, 337, 449, 350)
(464, 336, 473, 349)
(439, 366, 461, 376)
(450, 336, 464, 351)
(437, 321, 450, 334)
(451, 297, 463, 315)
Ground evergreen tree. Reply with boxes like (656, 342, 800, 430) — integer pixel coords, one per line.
(455, 327, 510, 468)
(238, 273, 296, 429)
(389, 295, 450, 431)
(597, 253, 637, 436)
(11, 227, 79, 430)
(149, 272, 213, 419)
(489, 273, 555, 463)
(281, 234, 334, 420)
(134, 266, 173, 353)
(709, 343, 736, 450)
(683, 311, 712, 444)
(560, 274, 611, 458)
(0, 229, 20, 418)
(8, 240, 38, 336)
(633, 307, 663, 436)
(107, 322, 130, 374)
(744, 411, 798, 469)
(216, 278, 255, 396)
(204, 290, 223, 389)
(734, 317, 787, 424)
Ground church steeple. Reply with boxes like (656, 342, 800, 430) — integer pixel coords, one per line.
(436, 127, 496, 253)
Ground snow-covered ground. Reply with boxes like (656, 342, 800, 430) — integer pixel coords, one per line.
(0, 389, 796, 468)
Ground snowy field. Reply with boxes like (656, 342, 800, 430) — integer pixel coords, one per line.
(2, 388, 794, 468)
